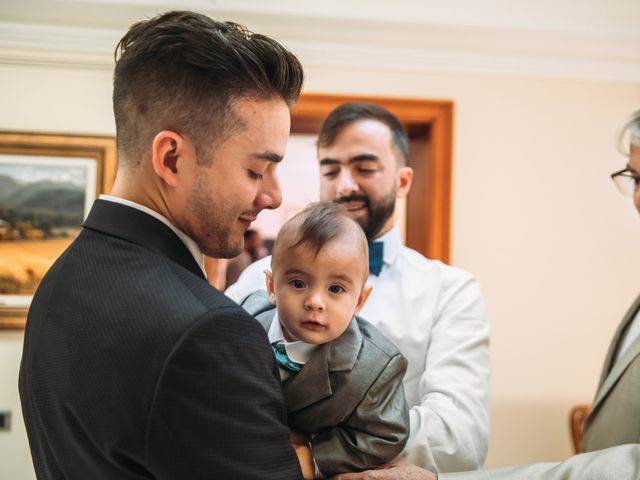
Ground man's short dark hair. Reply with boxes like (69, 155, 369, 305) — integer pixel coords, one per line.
(113, 11, 304, 166)
(317, 103, 409, 164)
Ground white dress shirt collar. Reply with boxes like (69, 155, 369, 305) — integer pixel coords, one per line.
(99, 194, 207, 278)
(616, 308, 640, 364)
(267, 309, 319, 364)
(373, 225, 403, 269)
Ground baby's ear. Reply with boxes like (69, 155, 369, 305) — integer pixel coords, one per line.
(264, 270, 277, 305)
(354, 285, 373, 316)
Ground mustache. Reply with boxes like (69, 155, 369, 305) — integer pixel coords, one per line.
(334, 194, 370, 206)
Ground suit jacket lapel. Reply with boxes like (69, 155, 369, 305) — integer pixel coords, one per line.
(283, 345, 333, 412)
(283, 318, 363, 412)
(246, 296, 366, 414)
(591, 334, 640, 413)
(83, 199, 205, 280)
(326, 317, 362, 371)
(589, 294, 640, 415)
(597, 294, 640, 388)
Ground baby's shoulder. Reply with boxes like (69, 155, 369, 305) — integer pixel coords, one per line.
(354, 317, 404, 362)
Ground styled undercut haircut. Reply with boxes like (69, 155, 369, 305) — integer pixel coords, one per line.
(113, 11, 304, 167)
(317, 102, 409, 165)
(271, 202, 369, 280)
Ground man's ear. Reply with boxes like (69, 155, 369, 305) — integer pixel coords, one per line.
(150, 130, 189, 188)
(396, 166, 414, 199)
(354, 285, 373, 316)
(265, 270, 277, 305)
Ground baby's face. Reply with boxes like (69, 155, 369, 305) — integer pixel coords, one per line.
(266, 241, 370, 344)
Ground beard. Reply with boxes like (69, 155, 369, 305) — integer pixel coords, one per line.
(335, 189, 396, 241)
(190, 173, 243, 259)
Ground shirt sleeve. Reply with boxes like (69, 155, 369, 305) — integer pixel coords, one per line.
(404, 271, 491, 473)
(311, 353, 410, 477)
(225, 256, 272, 303)
(440, 444, 640, 480)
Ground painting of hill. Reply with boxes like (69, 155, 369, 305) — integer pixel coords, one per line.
(0, 165, 86, 231)
(2, 180, 84, 228)
(0, 160, 89, 295)
(0, 174, 20, 202)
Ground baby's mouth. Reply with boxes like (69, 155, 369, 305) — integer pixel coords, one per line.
(300, 319, 326, 330)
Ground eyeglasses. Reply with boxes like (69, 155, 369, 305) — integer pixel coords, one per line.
(611, 167, 640, 196)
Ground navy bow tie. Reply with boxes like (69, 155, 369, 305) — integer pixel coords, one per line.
(272, 342, 303, 374)
(368, 241, 384, 276)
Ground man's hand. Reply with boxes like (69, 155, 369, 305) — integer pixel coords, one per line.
(330, 461, 437, 480)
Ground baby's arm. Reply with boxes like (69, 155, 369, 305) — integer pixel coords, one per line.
(310, 353, 409, 477)
(291, 432, 315, 479)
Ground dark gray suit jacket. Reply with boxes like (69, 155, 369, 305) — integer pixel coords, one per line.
(242, 291, 410, 477)
(19, 200, 302, 480)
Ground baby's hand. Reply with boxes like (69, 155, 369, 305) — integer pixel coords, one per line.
(292, 442, 315, 479)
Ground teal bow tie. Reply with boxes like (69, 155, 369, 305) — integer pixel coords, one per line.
(368, 241, 384, 276)
(272, 342, 303, 374)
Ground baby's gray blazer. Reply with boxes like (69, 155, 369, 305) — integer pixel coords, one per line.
(242, 290, 410, 477)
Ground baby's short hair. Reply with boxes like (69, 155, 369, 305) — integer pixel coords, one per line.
(271, 202, 368, 278)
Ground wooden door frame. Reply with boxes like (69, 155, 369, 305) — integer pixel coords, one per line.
(291, 93, 454, 263)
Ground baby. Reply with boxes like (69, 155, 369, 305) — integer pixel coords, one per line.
(241, 202, 409, 478)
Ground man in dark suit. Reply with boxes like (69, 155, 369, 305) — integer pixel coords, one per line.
(19, 11, 305, 479)
(334, 111, 640, 479)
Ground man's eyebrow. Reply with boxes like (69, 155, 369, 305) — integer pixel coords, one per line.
(319, 157, 340, 166)
(348, 154, 379, 164)
(252, 152, 283, 163)
(319, 153, 379, 166)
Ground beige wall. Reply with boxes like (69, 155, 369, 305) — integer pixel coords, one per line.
(1, 59, 639, 477)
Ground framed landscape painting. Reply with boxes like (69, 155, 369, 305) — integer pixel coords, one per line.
(0, 132, 117, 328)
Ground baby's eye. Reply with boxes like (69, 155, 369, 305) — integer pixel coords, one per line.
(328, 285, 345, 294)
(289, 279, 306, 289)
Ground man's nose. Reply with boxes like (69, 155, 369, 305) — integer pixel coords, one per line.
(256, 171, 282, 210)
(337, 169, 358, 197)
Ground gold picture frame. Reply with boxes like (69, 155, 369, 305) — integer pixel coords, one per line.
(0, 132, 117, 329)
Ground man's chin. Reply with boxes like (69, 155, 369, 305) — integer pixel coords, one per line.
(222, 244, 244, 259)
(202, 241, 243, 260)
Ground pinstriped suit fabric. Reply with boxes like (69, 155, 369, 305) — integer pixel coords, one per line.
(19, 200, 302, 480)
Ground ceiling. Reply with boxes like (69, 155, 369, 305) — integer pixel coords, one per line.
(1, 0, 639, 81)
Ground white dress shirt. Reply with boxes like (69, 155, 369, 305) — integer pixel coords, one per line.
(616, 309, 640, 364)
(226, 226, 490, 473)
(99, 195, 207, 277)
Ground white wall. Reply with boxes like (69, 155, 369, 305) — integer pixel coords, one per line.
(1, 24, 639, 480)
(252, 134, 320, 240)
